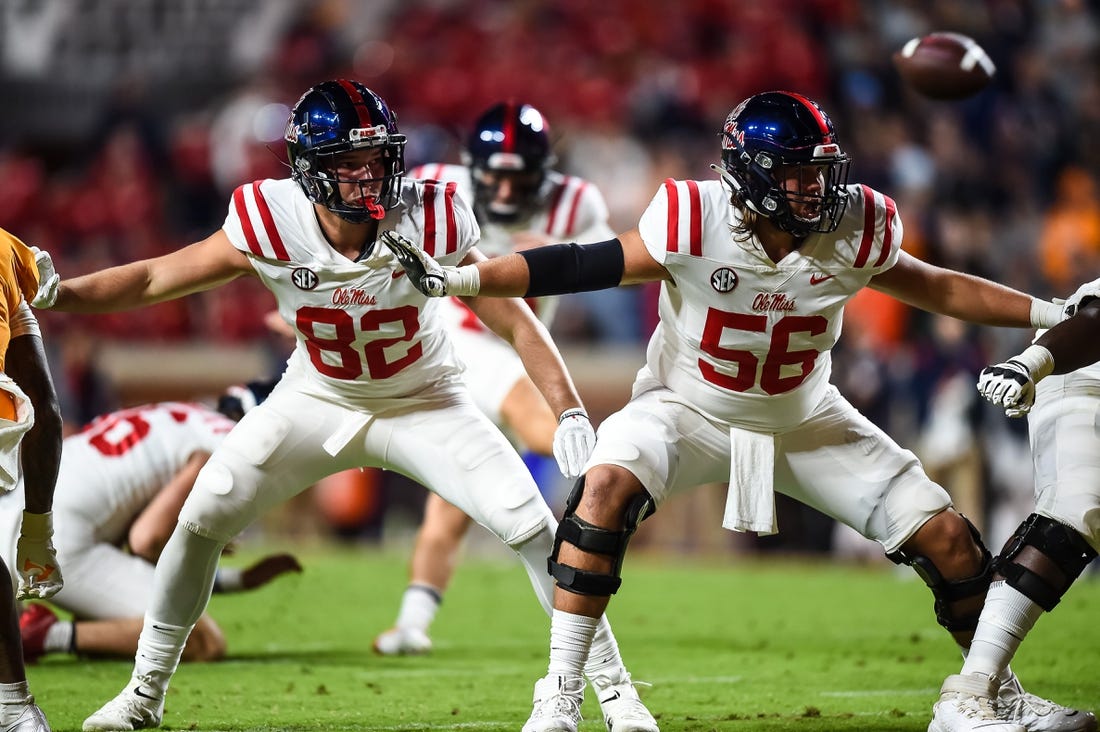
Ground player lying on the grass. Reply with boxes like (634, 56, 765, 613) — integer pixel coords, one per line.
(0, 383, 302, 663)
(385, 90, 1090, 732)
(929, 283, 1100, 732)
(375, 100, 617, 657)
(32, 80, 656, 732)
(0, 227, 64, 732)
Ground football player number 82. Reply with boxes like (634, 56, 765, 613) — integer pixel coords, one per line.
(297, 306, 423, 380)
(699, 309, 826, 394)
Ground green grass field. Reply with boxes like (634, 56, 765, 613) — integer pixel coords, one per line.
(27, 544, 1100, 732)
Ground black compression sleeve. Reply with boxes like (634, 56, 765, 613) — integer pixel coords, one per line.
(518, 239, 625, 297)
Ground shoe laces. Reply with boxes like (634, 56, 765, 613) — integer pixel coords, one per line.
(532, 678, 583, 721)
(1001, 690, 1062, 719)
(946, 692, 1002, 721)
(591, 670, 652, 696)
(997, 675, 1063, 719)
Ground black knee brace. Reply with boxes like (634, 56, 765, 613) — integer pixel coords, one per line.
(548, 476, 656, 596)
(992, 513, 1098, 611)
(887, 516, 993, 634)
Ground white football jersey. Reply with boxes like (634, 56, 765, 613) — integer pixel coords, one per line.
(638, 180, 902, 431)
(223, 177, 480, 408)
(53, 403, 235, 546)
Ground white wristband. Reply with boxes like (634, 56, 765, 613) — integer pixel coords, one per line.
(20, 511, 53, 540)
(445, 265, 480, 296)
(1030, 298, 1064, 329)
(1012, 344, 1056, 381)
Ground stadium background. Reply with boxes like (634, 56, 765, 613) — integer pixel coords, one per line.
(1, 0, 1098, 560)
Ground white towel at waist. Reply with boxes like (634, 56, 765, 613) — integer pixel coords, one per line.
(0, 374, 34, 491)
(722, 426, 777, 535)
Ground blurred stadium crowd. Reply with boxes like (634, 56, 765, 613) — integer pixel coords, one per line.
(1, 0, 1098, 552)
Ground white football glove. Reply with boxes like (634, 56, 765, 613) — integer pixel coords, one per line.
(1063, 277, 1100, 319)
(16, 511, 63, 600)
(552, 408, 596, 479)
(976, 344, 1055, 418)
(30, 247, 60, 309)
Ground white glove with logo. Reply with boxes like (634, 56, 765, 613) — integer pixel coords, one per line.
(16, 511, 63, 600)
(380, 231, 480, 297)
(552, 408, 597, 479)
(976, 344, 1055, 417)
(30, 247, 60, 309)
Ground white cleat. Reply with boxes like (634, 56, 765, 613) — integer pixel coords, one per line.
(372, 627, 433, 656)
(590, 668, 659, 732)
(82, 682, 164, 732)
(997, 672, 1097, 732)
(929, 674, 1025, 732)
(521, 674, 584, 732)
(2, 704, 50, 732)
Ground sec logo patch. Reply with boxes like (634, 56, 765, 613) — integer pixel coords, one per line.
(292, 267, 319, 291)
(711, 268, 738, 293)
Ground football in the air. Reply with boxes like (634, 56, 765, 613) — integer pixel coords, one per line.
(892, 32, 996, 100)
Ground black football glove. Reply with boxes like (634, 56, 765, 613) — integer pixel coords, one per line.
(380, 231, 448, 297)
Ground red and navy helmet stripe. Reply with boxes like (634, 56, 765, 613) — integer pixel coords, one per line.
(779, 91, 833, 142)
(501, 101, 518, 153)
(333, 80, 376, 128)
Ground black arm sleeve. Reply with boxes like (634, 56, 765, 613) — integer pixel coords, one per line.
(518, 239, 625, 298)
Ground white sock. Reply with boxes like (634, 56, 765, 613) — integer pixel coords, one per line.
(132, 619, 191, 697)
(0, 682, 32, 725)
(43, 620, 74, 654)
(961, 581, 1044, 678)
(547, 610, 598, 677)
(395, 584, 441, 631)
(584, 616, 624, 678)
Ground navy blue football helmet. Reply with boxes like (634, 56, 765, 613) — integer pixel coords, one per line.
(463, 101, 556, 225)
(285, 80, 407, 223)
(718, 91, 850, 237)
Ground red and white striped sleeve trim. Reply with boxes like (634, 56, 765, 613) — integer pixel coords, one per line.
(544, 176, 590, 238)
(231, 181, 290, 261)
(422, 180, 459, 257)
(852, 184, 898, 269)
(662, 179, 703, 257)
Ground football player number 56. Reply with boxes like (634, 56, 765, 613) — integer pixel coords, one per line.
(297, 306, 423, 380)
(699, 309, 826, 394)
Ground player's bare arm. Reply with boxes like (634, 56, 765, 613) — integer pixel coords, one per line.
(127, 452, 211, 562)
(1033, 298, 1100, 374)
(6, 332, 62, 515)
(52, 230, 255, 313)
(868, 250, 1060, 328)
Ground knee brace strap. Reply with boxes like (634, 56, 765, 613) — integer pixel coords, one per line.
(992, 513, 1098, 611)
(887, 515, 993, 633)
(548, 477, 655, 596)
